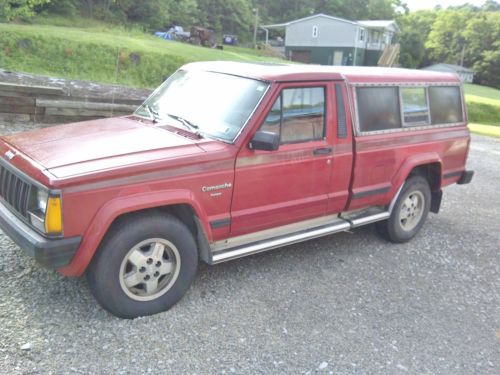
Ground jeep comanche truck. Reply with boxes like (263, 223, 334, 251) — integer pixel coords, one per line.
(0, 62, 473, 318)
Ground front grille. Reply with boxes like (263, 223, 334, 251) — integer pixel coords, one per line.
(0, 165, 32, 218)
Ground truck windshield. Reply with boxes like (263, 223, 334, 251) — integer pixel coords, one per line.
(135, 70, 269, 142)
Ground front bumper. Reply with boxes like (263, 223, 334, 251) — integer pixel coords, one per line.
(0, 201, 81, 269)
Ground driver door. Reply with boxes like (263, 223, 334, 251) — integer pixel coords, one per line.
(230, 82, 333, 237)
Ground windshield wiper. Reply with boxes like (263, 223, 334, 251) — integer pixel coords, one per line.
(144, 105, 160, 123)
(166, 113, 201, 135)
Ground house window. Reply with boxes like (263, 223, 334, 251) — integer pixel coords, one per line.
(312, 25, 319, 38)
(359, 28, 365, 42)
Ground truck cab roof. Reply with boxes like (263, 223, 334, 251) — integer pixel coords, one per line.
(182, 61, 462, 85)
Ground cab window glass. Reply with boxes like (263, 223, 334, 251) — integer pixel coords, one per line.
(260, 87, 326, 144)
(357, 87, 401, 132)
(429, 86, 463, 124)
(260, 96, 281, 137)
(401, 87, 430, 126)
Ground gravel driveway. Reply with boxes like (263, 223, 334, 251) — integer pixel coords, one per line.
(0, 133, 498, 374)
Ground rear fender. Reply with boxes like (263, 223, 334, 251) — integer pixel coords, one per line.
(59, 189, 211, 277)
(391, 153, 443, 194)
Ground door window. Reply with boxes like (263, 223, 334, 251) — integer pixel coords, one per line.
(260, 87, 326, 144)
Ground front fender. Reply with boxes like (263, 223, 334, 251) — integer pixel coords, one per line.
(59, 189, 211, 277)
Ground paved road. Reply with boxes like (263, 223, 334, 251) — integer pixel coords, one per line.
(0, 134, 498, 374)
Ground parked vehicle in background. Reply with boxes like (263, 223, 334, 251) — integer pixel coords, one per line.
(154, 26, 190, 42)
(0, 62, 473, 318)
(223, 35, 239, 45)
(189, 27, 217, 48)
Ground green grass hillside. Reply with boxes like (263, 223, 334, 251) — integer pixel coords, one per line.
(464, 84, 500, 127)
(464, 83, 500, 103)
(0, 23, 284, 88)
(0, 22, 498, 135)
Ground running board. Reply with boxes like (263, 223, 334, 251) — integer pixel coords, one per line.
(210, 208, 390, 264)
(341, 207, 390, 227)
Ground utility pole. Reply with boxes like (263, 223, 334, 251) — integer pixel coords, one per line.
(253, 8, 259, 48)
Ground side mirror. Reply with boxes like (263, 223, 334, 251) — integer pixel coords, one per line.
(249, 131, 279, 151)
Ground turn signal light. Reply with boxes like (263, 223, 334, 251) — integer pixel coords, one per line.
(45, 196, 62, 234)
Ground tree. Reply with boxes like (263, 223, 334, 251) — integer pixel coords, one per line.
(115, 0, 169, 28)
(481, 0, 500, 11)
(365, 0, 404, 19)
(397, 10, 437, 68)
(0, 0, 51, 20)
(464, 11, 500, 88)
(397, 31, 425, 68)
(425, 10, 471, 65)
(167, 0, 200, 27)
(197, 0, 253, 35)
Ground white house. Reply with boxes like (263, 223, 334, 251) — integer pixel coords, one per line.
(262, 14, 399, 66)
(422, 64, 474, 83)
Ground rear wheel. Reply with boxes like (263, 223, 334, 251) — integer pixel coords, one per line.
(86, 213, 198, 318)
(376, 176, 431, 243)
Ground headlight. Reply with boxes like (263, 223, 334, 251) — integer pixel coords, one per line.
(36, 189, 49, 214)
(28, 187, 62, 235)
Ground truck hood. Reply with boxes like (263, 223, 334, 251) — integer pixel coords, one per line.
(2, 117, 205, 178)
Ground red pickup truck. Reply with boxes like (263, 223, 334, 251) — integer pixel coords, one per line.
(0, 62, 473, 318)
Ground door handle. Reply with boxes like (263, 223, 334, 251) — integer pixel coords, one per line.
(313, 147, 333, 156)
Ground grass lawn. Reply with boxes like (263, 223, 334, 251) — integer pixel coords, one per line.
(464, 83, 500, 104)
(463, 84, 500, 134)
(0, 22, 285, 88)
(469, 123, 500, 138)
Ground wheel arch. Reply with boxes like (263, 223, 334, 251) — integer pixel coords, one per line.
(59, 189, 212, 277)
(392, 154, 443, 214)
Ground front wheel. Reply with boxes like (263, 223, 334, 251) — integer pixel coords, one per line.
(86, 213, 198, 319)
(376, 175, 431, 243)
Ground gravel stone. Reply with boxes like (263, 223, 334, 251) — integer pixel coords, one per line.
(19, 343, 32, 351)
(0, 129, 498, 374)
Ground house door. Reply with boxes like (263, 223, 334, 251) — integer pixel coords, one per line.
(333, 51, 343, 65)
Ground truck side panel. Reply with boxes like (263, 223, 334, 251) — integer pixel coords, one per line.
(347, 126, 470, 211)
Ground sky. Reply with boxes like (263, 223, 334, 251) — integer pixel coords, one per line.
(405, 0, 488, 10)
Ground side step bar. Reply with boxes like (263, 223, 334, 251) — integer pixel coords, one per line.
(210, 209, 390, 264)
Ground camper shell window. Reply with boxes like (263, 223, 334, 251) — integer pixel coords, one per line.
(355, 84, 464, 134)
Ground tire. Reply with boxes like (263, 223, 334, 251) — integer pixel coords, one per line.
(86, 212, 198, 319)
(376, 175, 431, 243)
